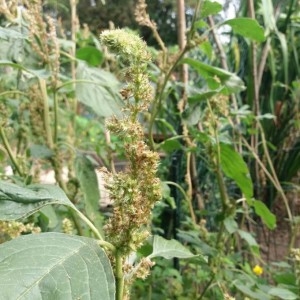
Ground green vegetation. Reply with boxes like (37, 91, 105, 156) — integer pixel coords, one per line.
(0, 0, 299, 299)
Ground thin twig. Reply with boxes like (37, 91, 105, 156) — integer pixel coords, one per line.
(39, 78, 54, 149)
(164, 181, 196, 223)
(247, 0, 260, 198)
(207, 16, 228, 70)
(0, 127, 24, 177)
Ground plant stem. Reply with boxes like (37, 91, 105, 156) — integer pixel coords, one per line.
(257, 122, 295, 249)
(164, 181, 196, 223)
(198, 273, 215, 300)
(177, 0, 188, 87)
(207, 15, 242, 152)
(247, 0, 260, 197)
(257, 38, 271, 89)
(39, 78, 54, 149)
(206, 100, 231, 250)
(56, 79, 113, 91)
(115, 250, 124, 300)
(0, 127, 24, 177)
(149, 47, 188, 149)
(53, 91, 59, 144)
(105, 130, 116, 174)
(69, 0, 78, 117)
(96, 240, 116, 253)
(148, 0, 203, 150)
(0, 91, 27, 97)
(207, 16, 228, 70)
(70, 209, 84, 236)
(73, 207, 104, 241)
(241, 134, 295, 250)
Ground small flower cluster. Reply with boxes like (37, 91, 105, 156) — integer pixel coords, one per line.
(291, 248, 300, 285)
(224, 293, 235, 300)
(100, 29, 151, 65)
(28, 84, 46, 141)
(0, 220, 41, 243)
(100, 29, 152, 112)
(0, 0, 18, 22)
(62, 218, 74, 235)
(23, 0, 60, 86)
(134, 0, 155, 29)
(202, 94, 229, 134)
(101, 137, 161, 255)
(125, 257, 155, 282)
(99, 29, 161, 256)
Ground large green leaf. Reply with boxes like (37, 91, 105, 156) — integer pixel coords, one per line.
(75, 61, 123, 117)
(0, 27, 26, 39)
(0, 233, 115, 300)
(183, 58, 245, 93)
(188, 89, 221, 105)
(268, 287, 298, 300)
(238, 230, 259, 254)
(200, 1, 222, 18)
(276, 31, 289, 86)
(222, 18, 265, 42)
(148, 235, 198, 259)
(28, 144, 54, 159)
(238, 230, 258, 247)
(76, 47, 104, 66)
(0, 60, 50, 78)
(0, 181, 75, 220)
(219, 143, 253, 199)
(250, 199, 276, 229)
(75, 155, 103, 231)
(224, 216, 238, 234)
(260, 0, 277, 33)
(233, 281, 270, 300)
(0, 28, 25, 63)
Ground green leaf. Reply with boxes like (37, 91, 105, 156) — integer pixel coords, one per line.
(257, 113, 276, 120)
(39, 205, 59, 229)
(0, 29, 25, 63)
(199, 40, 213, 60)
(219, 143, 253, 199)
(76, 61, 123, 118)
(188, 90, 220, 104)
(274, 273, 297, 286)
(183, 58, 245, 93)
(0, 181, 75, 220)
(148, 235, 198, 259)
(75, 155, 103, 231)
(195, 20, 208, 29)
(268, 287, 298, 300)
(260, 0, 277, 33)
(159, 139, 182, 153)
(76, 46, 104, 66)
(0, 60, 51, 78)
(28, 144, 54, 159)
(222, 18, 265, 42)
(0, 233, 115, 300)
(183, 104, 201, 126)
(276, 31, 289, 86)
(0, 27, 26, 39)
(233, 281, 270, 300)
(0, 147, 5, 161)
(238, 230, 258, 248)
(177, 230, 215, 257)
(200, 1, 222, 18)
(155, 118, 177, 135)
(224, 216, 238, 234)
(250, 199, 276, 229)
